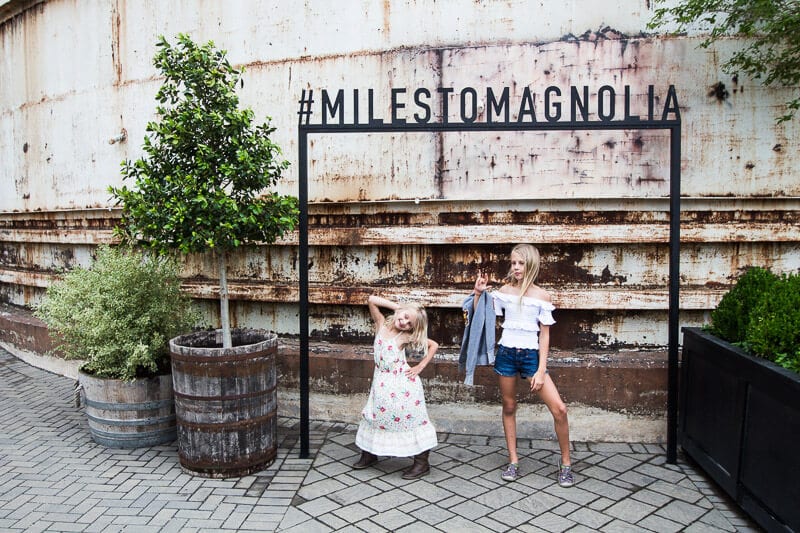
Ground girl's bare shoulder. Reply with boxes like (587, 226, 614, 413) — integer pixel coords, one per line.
(498, 284, 518, 295)
(525, 284, 552, 302)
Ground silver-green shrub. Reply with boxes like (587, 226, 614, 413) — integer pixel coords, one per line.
(35, 245, 198, 381)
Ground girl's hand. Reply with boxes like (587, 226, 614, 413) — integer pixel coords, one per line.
(405, 364, 424, 379)
(530, 370, 546, 393)
(474, 270, 490, 294)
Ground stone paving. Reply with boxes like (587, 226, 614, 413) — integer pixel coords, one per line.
(0, 348, 761, 532)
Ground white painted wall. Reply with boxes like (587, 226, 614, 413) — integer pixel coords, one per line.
(2, 0, 797, 212)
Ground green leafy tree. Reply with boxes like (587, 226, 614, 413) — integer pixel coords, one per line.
(649, 0, 800, 122)
(110, 34, 298, 348)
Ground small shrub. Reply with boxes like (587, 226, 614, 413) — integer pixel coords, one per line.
(35, 246, 198, 381)
(774, 350, 800, 374)
(746, 273, 800, 367)
(708, 267, 778, 343)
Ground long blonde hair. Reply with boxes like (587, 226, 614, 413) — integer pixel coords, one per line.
(506, 244, 541, 298)
(386, 302, 429, 352)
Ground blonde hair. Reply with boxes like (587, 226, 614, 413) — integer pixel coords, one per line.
(386, 302, 429, 352)
(506, 243, 541, 298)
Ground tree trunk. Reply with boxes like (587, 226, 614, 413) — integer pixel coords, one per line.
(218, 251, 232, 348)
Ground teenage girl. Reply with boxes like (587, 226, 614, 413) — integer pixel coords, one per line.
(471, 244, 573, 486)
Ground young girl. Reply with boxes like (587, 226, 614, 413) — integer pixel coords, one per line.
(470, 244, 574, 486)
(352, 294, 439, 479)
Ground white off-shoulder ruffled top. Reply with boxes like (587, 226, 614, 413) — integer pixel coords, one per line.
(491, 290, 556, 350)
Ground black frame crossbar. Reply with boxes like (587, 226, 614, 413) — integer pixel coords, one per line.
(297, 118, 681, 463)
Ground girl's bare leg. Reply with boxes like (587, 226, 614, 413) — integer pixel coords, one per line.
(537, 374, 571, 465)
(498, 376, 519, 463)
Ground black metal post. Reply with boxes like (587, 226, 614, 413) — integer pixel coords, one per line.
(298, 130, 310, 459)
(667, 124, 681, 464)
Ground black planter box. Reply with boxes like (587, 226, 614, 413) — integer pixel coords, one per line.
(680, 327, 800, 532)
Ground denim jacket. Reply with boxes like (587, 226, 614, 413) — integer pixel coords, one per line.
(458, 291, 496, 385)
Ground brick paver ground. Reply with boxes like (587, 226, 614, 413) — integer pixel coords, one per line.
(0, 348, 761, 532)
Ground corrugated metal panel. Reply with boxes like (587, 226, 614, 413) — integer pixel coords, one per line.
(1, 0, 798, 349)
(0, 204, 797, 347)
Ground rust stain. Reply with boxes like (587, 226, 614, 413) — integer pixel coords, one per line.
(708, 81, 729, 102)
(310, 212, 413, 226)
(1, 215, 119, 230)
(111, 0, 123, 86)
(382, 0, 391, 38)
(0, 1, 45, 31)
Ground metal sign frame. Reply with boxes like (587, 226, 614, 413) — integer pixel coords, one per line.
(297, 113, 681, 464)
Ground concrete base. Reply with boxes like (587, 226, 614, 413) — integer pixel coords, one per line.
(278, 390, 667, 443)
(0, 341, 82, 380)
(2, 341, 668, 443)
(0, 302, 669, 443)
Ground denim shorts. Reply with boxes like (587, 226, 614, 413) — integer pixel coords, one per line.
(494, 344, 542, 378)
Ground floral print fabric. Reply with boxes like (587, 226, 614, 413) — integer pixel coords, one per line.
(355, 330, 437, 456)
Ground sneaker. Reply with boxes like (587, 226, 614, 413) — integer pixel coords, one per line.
(501, 463, 519, 481)
(558, 463, 574, 487)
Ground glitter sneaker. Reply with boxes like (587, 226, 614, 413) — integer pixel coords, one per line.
(558, 463, 574, 487)
(501, 463, 519, 481)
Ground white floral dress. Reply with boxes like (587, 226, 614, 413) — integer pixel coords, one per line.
(355, 329, 438, 456)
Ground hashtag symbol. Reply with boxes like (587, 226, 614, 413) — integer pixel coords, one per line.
(297, 89, 314, 125)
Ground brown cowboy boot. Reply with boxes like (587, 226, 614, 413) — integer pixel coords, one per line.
(401, 450, 430, 479)
(352, 450, 378, 469)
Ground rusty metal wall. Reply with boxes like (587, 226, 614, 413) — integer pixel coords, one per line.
(1, 0, 799, 350)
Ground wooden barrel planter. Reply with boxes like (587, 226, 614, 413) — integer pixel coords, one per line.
(169, 329, 278, 478)
(79, 371, 177, 448)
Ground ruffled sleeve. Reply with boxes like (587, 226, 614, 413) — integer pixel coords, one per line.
(537, 300, 556, 326)
(491, 292, 505, 316)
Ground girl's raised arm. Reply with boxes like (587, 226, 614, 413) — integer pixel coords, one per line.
(367, 294, 398, 328)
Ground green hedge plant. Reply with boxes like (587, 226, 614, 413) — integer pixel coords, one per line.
(708, 266, 778, 343)
(34, 246, 198, 381)
(708, 266, 800, 374)
(746, 273, 800, 372)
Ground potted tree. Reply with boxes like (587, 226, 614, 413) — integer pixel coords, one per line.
(109, 34, 298, 477)
(680, 267, 800, 532)
(34, 245, 198, 448)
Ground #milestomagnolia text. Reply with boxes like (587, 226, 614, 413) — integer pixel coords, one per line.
(301, 85, 681, 126)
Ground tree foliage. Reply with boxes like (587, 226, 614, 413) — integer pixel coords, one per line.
(109, 34, 298, 348)
(649, 0, 800, 122)
(110, 34, 298, 255)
